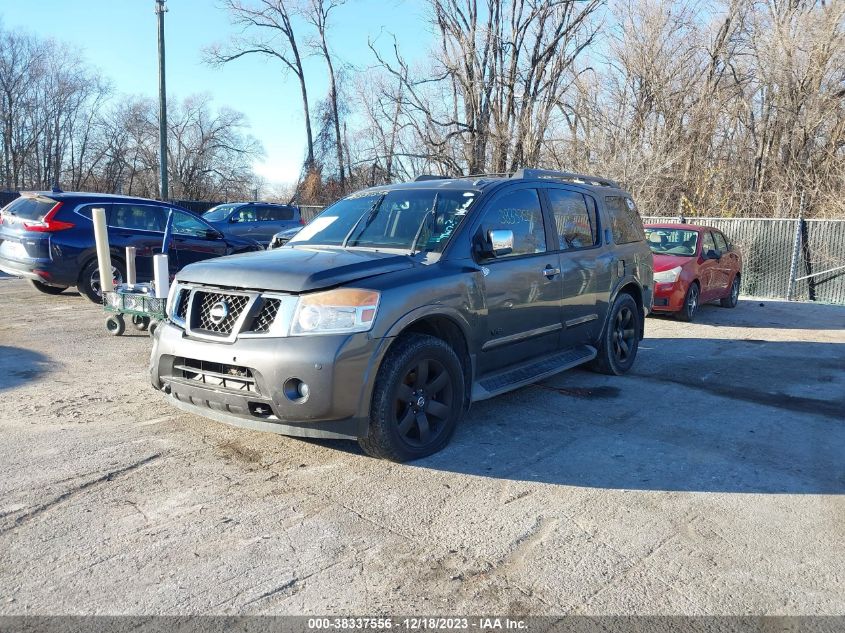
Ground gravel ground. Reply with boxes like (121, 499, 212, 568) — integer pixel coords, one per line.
(0, 275, 843, 615)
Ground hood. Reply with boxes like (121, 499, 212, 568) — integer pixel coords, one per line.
(176, 246, 416, 293)
(652, 253, 696, 272)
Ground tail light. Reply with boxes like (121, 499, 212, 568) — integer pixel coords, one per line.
(299, 216, 305, 225)
(22, 202, 74, 232)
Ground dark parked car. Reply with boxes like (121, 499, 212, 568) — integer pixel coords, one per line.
(203, 202, 303, 243)
(151, 169, 654, 461)
(0, 192, 263, 302)
(645, 223, 742, 321)
(268, 226, 302, 249)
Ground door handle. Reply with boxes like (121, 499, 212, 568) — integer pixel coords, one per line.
(542, 266, 561, 278)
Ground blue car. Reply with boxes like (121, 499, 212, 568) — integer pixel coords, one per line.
(203, 202, 303, 244)
(0, 191, 263, 302)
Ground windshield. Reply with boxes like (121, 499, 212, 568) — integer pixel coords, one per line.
(203, 204, 237, 222)
(289, 188, 478, 253)
(645, 228, 699, 256)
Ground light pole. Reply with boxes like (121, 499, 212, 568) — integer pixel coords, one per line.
(155, 0, 169, 200)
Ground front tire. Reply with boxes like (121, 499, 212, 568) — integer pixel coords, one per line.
(359, 333, 465, 462)
(589, 293, 640, 376)
(720, 276, 740, 308)
(676, 282, 699, 322)
(105, 315, 125, 336)
(79, 259, 125, 304)
(28, 280, 68, 295)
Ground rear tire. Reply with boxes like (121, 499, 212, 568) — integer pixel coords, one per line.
(359, 333, 465, 462)
(589, 293, 640, 376)
(79, 259, 125, 304)
(28, 280, 68, 295)
(676, 282, 699, 322)
(132, 315, 151, 331)
(720, 276, 740, 308)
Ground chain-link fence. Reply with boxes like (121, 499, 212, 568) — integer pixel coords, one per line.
(642, 216, 845, 304)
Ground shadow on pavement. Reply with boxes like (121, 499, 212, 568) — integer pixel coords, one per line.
(415, 338, 845, 494)
(0, 346, 52, 391)
(650, 298, 845, 330)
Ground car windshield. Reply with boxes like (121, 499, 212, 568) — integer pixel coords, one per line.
(288, 188, 478, 253)
(203, 204, 237, 222)
(645, 228, 699, 256)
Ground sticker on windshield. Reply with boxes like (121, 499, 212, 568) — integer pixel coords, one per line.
(291, 216, 338, 242)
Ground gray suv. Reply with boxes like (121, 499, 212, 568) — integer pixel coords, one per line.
(150, 169, 654, 461)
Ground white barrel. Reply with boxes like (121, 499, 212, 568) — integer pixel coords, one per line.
(153, 253, 169, 298)
(125, 246, 137, 286)
(91, 207, 113, 294)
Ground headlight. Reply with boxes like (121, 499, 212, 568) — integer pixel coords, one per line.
(654, 266, 682, 283)
(166, 281, 180, 314)
(290, 288, 380, 336)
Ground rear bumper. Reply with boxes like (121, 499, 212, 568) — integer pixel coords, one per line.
(150, 320, 391, 440)
(0, 259, 42, 281)
(0, 254, 77, 286)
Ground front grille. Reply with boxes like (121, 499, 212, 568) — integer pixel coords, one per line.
(194, 291, 249, 335)
(174, 358, 257, 393)
(175, 289, 189, 319)
(249, 298, 280, 332)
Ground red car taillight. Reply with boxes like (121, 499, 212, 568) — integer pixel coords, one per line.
(22, 202, 74, 232)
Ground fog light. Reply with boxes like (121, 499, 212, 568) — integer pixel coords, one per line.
(283, 378, 309, 403)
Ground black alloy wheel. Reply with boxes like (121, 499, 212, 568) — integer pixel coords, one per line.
(393, 357, 454, 448)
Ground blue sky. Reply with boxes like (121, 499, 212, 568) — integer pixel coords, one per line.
(0, 0, 429, 186)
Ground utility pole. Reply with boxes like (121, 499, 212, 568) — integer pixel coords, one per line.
(155, 0, 169, 200)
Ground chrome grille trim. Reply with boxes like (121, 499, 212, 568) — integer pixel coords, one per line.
(172, 283, 294, 342)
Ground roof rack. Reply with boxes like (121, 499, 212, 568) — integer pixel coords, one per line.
(511, 168, 618, 188)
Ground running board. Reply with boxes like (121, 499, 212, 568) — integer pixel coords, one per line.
(471, 345, 597, 402)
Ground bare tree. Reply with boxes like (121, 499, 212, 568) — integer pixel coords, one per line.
(207, 0, 315, 169)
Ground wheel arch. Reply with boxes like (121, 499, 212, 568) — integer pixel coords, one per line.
(609, 278, 645, 340)
(383, 308, 474, 410)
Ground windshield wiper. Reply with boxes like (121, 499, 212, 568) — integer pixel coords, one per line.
(409, 193, 439, 255)
(342, 195, 384, 248)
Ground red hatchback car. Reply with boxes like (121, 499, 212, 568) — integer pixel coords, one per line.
(644, 223, 742, 321)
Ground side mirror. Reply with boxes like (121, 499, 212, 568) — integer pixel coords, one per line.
(487, 229, 514, 258)
(705, 249, 720, 260)
(228, 215, 239, 223)
(205, 229, 222, 240)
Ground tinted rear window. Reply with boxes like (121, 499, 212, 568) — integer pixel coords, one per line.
(605, 196, 645, 244)
(2, 196, 58, 221)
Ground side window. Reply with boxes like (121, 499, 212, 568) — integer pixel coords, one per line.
(171, 210, 211, 237)
(546, 189, 597, 250)
(713, 231, 728, 254)
(260, 205, 293, 221)
(77, 204, 110, 221)
(701, 231, 716, 255)
(478, 189, 546, 257)
(605, 196, 645, 244)
(233, 206, 257, 223)
(110, 204, 165, 232)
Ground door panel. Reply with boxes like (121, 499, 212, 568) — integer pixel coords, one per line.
(543, 188, 602, 346)
(698, 231, 719, 300)
(168, 209, 228, 268)
(474, 188, 563, 375)
(108, 203, 166, 281)
(712, 231, 736, 295)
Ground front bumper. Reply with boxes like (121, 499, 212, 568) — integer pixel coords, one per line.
(150, 321, 390, 440)
(651, 281, 687, 312)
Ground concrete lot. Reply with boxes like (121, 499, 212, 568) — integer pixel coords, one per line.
(0, 274, 843, 615)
